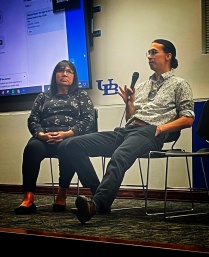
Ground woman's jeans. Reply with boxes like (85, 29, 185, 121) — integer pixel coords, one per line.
(22, 137, 100, 194)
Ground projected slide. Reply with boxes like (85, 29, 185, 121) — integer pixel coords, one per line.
(0, 0, 91, 97)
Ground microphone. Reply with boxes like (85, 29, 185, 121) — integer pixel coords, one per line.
(127, 72, 139, 102)
(130, 72, 139, 90)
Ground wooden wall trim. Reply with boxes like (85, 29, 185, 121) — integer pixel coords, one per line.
(0, 184, 208, 202)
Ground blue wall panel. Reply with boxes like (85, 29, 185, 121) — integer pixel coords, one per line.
(192, 101, 209, 188)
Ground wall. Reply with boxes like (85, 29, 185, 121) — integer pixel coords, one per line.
(0, 0, 208, 189)
(0, 106, 192, 189)
(88, 0, 209, 105)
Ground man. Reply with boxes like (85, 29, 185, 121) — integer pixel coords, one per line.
(65, 39, 195, 224)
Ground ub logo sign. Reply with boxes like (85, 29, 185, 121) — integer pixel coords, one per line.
(97, 79, 118, 95)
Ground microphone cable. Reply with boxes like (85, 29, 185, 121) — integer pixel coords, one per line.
(112, 72, 139, 151)
(112, 95, 136, 152)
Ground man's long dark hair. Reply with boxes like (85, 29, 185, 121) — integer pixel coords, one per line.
(153, 39, 178, 69)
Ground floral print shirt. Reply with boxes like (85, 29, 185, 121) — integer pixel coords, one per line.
(28, 90, 95, 137)
(126, 70, 195, 126)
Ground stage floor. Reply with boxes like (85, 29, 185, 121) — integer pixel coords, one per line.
(1, 193, 209, 255)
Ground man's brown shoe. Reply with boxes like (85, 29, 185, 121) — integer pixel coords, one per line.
(73, 195, 97, 224)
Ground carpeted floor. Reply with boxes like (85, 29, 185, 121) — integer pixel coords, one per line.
(1, 192, 209, 251)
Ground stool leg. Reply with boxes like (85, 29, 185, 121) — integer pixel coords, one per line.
(200, 157, 209, 195)
(49, 158, 55, 203)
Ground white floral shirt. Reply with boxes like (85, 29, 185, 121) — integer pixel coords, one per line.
(127, 70, 195, 126)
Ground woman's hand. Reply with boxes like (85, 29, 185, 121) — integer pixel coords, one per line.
(37, 132, 63, 144)
(46, 132, 63, 144)
(37, 131, 74, 144)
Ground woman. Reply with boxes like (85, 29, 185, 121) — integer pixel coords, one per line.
(14, 60, 99, 215)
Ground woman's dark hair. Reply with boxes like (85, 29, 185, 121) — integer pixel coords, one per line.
(50, 60, 79, 95)
(153, 39, 178, 69)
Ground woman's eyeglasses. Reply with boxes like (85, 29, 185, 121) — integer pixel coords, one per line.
(57, 68, 74, 75)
